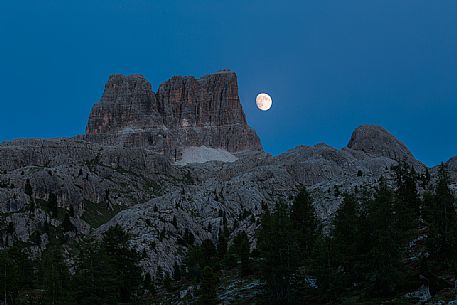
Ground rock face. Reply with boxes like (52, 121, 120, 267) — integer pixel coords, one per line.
(347, 125, 424, 170)
(85, 74, 160, 134)
(84, 70, 262, 160)
(348, 125, 412, 160)
(440, 156, 457, 193)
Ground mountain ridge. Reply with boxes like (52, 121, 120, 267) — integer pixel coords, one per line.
(0, 70, 456, 282)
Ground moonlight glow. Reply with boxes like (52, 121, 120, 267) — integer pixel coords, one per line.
(256, 93, 272, 111)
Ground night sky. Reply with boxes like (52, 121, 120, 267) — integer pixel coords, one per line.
(0, 0, 456, 166)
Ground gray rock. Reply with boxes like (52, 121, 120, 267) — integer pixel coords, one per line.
(348, 125, 425, 170)
(83, 70, 262, 160)
(0, 70, 455, 279)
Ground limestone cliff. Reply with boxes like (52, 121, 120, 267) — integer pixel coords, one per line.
(84, 70, 262, 160)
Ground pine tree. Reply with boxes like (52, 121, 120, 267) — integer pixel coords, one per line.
(69, 205, 75, 217)
(0, 246, 37, 304)
(200, 239, 218, 268)
(143, 272, 155, 293)
(424, 165, 457, 271)
(198, 266, 219, 305)
(73, 237, 113, 305)
(184, 245, 204, 281)
(393, 161, 420, 240)
(420, 168, 431, 189)
(183, 228, 195, 246)
(155, 265, 164, 284)
(0, 250, 19, 304)
(39, 243, 73, 305)
(257, 201, 300, 305)
(101, 225, 143, 304)
(163, 272, 172, 291)
(159, 226, 166, 241)
(290, 189, 319, 262)
(47, 193, 58, 218)
(313, 236, 339, 303)
(172, 261, 182, 281)
(62, 213, 75, 232)
(365, 178, 403, 296)
(217, 229, 228, 260)
(232, 231, 250, 275)
(24, 178, 33, 196)
(332, 194, 362, 289)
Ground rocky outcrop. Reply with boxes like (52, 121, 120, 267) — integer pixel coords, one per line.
(439, 156, 457, 192)
(84, 70, 262, 159)
(347, 125, 425, 170)
(85, 74, 160, 134)
(0, 137, 185, 252)
(446, 156, 457, 174)
(347, 125, 412, 160)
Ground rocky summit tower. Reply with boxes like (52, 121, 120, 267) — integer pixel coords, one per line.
(83, 70, 262, 161)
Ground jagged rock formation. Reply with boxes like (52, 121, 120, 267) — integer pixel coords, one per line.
(85, 74, 160, 134)
(347, 125, 411, 159)
(0, 70, 456, 279)
(435, 155, 457, 193)
(446, 156, 457, 180)
(83, 70, 262, 160)
(347, 125, 424, 170)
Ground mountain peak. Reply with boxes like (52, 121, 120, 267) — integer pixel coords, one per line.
(84, 70, 262, 159)
(347, 125, 415, 162)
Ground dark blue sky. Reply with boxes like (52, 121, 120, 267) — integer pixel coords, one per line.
(0, 0, 456, 166)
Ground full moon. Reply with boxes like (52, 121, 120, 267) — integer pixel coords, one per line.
(256, 93, 272, 111)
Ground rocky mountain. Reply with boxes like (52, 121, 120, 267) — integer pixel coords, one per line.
(347, 125, 424, 169)
(0, 70, 456, 279)
(82, 70, 262, 160)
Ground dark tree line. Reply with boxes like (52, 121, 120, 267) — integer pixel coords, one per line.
(256, 163, 457, 304)
(0, 225, 147, 305)
(256, 189, 320, 305)
(182, 228, 251, 305)
(180, 163, 457, 305)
